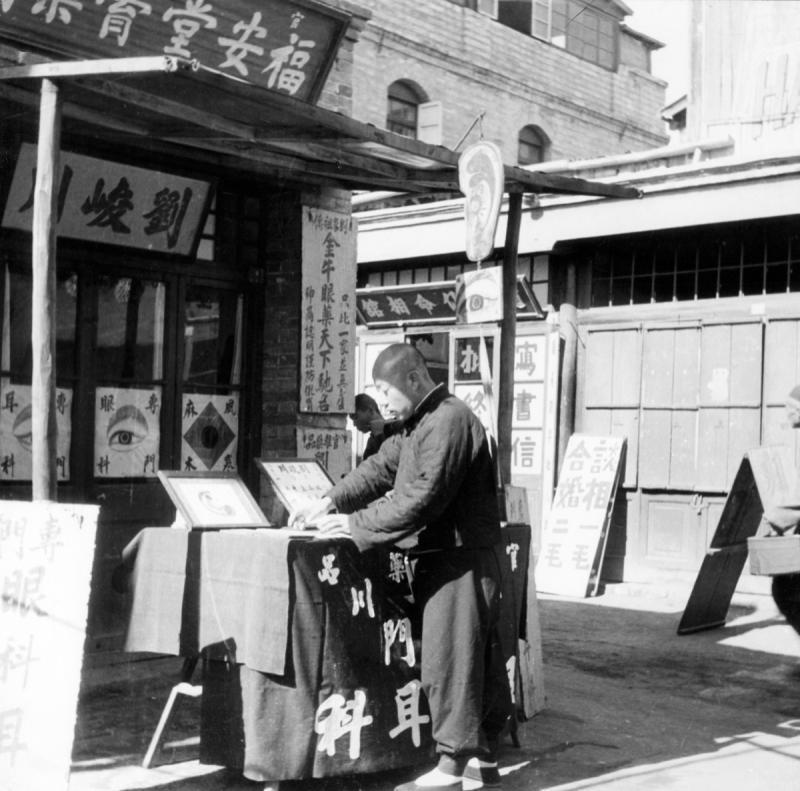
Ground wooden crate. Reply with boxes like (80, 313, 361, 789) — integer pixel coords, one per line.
(747, 535, 800, 575)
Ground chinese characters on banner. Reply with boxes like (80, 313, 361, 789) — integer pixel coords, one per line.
(2, 143, 210, 256)
(296, 427, 352, 482)
(511, 336, 545, 476)
(452, 335, 496, 436)
(181, 393, 239, 472)
(301, 208, 356, 414)
(357, 282, 457, 326)
(535, 434, 625, 598)
(0, 1, 346, 102)
(0, 381, 72, 481)
(0, 501, 99, 791)
(94, 386, 162, 478)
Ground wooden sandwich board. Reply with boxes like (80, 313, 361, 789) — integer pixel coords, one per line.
(677, 446, 798, 635)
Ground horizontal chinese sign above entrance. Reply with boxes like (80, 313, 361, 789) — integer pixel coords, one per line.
(1, 0, 348, 103)
(2, 142, 211, 255)
(356, 276, 544, 327)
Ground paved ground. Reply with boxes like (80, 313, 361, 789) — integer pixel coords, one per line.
(68, 583, 800, 791)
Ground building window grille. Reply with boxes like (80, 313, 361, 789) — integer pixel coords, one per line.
(588, 219, 800, 307)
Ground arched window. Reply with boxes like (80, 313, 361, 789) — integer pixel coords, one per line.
(387, 81, 422, 138)
(518, 125, 548, 165)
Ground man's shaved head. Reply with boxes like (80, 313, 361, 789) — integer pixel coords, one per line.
(371, 343, 437, 419)
(372, 343, 429, 385)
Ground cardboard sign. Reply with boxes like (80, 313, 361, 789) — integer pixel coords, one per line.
(455, 266, 504, 324)
(0, 501, 99, 791)
(535, 434, 625, 597)
(458, 140, 504, 263)
(256, 457, 334, 515)
(296, 427, 352, 482)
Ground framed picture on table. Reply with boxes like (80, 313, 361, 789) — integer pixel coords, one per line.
(255, 458, 334, 516)
(157, 470, 271, 529)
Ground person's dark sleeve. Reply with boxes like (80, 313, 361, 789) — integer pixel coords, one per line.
(326, 434, 401, 513)
(348, 406, 473, 551)
(362, 433, 381, 460)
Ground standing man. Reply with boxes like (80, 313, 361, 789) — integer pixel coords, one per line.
(290, 343, 510, 791)
(350, 392, 399, 461)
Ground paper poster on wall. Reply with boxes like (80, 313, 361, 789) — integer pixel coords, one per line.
(300, 207, 357, 414)
(94, 386, 161, 478)
(181, 393, 239, 473)
(296, 427, 352, 482)
(0, 500, 99, 791)
(0, 380, 72, 481)
(535, 434, 625, 598)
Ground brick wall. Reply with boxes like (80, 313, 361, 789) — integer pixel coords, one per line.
(258, 187, 352, 521)
(324, 0, 668, 162)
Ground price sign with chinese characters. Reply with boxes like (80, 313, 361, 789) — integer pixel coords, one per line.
(3, 143, 211, 256)
(301, 208, 356, 414)
(0, 0, 347, 103)
(535, 434, 625, 597)
(0, 501, 99, 791)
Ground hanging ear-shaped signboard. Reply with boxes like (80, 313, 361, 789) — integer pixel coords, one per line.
(458, 140, 504, 263)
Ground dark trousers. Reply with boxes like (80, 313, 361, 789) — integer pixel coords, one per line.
(410, 544, 511, 762)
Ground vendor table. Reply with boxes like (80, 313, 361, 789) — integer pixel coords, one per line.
(122, 525, 530, 782)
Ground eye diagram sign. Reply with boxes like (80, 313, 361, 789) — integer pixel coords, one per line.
(535, 434, 625, 597)
(0, 501, 99, 791)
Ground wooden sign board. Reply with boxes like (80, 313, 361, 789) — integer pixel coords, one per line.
(0, 0, 348, 103)
(0, 501, 99, 791)
(535, 434, 625, 597)
(3, 143, 211, 256)
(256, 457, 334, 516)
(504, 484, 531, 525)
(678, 446, 796, 635)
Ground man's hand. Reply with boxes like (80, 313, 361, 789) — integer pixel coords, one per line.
(288, 496, 333, 530)
(314, 514, 352, 539)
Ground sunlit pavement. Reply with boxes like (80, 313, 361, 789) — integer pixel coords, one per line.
(69, 584, 800, 791)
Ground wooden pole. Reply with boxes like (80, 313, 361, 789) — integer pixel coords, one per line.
(557, 261, 578, 477)
(31, 78, 61, 501)
(497, 191, 522, 508)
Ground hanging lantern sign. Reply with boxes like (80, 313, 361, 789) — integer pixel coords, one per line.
(458, 140, 504, 263)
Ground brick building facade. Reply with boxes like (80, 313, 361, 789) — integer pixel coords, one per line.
(340, 0, 668, 165)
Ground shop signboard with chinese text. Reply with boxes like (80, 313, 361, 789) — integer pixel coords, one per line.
(301, 208, 356, 414)
(0, 501, 99, 791)
(535, 434, 625, 597)
(357, 276, 541, 328)
(357, 282, 457, 327)
(0, 0, 348, 103)
(2, 143, 211, 256)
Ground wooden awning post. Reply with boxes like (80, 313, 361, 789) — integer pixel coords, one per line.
(497, 191, 523, 509)
(31, 77, 61, 502)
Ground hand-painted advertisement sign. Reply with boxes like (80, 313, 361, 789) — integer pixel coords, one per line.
(2, 143, 210, 256)
(300, 207, 356, 414)
(535, 434, 625, 597)
(0, 0, 348, 103)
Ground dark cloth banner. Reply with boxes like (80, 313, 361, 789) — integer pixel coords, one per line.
(121, 525, 530, 781)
